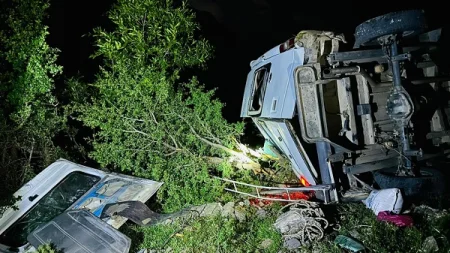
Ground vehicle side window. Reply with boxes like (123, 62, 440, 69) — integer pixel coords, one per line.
(0, 172, 100, 247)
(249, 64, 271, 115)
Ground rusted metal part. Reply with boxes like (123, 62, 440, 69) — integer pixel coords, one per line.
(295, 66, 325, 142)
(356, 75, 376, 145)
(337, 78, 358, 144)
(295, 30, 345, 65)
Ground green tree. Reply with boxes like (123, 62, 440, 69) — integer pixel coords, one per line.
(71, 0, 249, 212)
(0, 0, 63, 214)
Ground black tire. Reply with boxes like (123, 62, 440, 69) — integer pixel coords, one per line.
(373, 167, 445, 197)
(354, 10, 428, 48)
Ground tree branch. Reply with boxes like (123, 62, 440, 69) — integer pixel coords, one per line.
(120, 127, 180, 155)
(195, 114, 222, 144)
(150, 112, 158, 124)
(177, 114, 253, 163)
(121, 116, 145, 122)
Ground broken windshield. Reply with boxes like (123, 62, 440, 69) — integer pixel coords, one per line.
(0, 172, 100, 247)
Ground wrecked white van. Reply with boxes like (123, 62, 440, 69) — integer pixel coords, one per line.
(0, 159, 162, 252)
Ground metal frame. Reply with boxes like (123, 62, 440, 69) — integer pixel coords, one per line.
(216, 177, 334, 204)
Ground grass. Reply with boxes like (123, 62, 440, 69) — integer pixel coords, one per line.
(121, 202, 450, 253)
(122, 204, 283, 253)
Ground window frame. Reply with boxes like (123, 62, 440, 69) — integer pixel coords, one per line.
(0, 171, 101, 248)
(248, 63, 272, 116)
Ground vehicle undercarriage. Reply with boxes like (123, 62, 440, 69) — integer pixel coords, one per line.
(294, 10, 450, 199)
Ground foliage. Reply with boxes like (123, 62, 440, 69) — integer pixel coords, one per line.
(333, 203, 423, 252)
(120, 201, 450, 252)
(35, 244, 62, 253)
(0, 0, 63, 129)
(0, 0, 63, 215)
(72, 0, 244, 212)
(123, 208, 282, 252)
(308, 203, 450, 253)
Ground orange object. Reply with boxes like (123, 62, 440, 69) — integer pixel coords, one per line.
(249, 191, 313, 207)
(300, 175, 310, 186)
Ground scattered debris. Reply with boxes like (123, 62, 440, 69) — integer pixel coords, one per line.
(422, 236, 439, 253)
(363, 188, 403, 215)
(274, 201, 328, 249)
(334, 235, 365, 252)
(377, 211, 413, 227)
(259, 239, 273, 249)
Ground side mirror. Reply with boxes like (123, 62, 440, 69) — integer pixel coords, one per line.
(27, 210, 131, 253)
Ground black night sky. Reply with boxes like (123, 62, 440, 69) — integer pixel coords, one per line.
(47, 0, 448, 122)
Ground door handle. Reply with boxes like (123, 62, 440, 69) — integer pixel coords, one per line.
(29, 194, 38, 201)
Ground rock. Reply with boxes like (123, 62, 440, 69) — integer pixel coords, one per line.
(256, 208, 267, 219)
(234, 206, 246, 222)
(260, 239, 273, 249)
(422, 236, 439, 253)
(191, 203, 222, 217)
(221, 202, 246, 221)
(159, 203, 223, 225)
(221, 202, 235, 217)
(283, 238, 301, 250)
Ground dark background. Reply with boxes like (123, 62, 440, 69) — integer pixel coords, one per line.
(47, 0, 448, 122)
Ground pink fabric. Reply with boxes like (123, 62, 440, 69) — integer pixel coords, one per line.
(377, 211, 413, 227)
